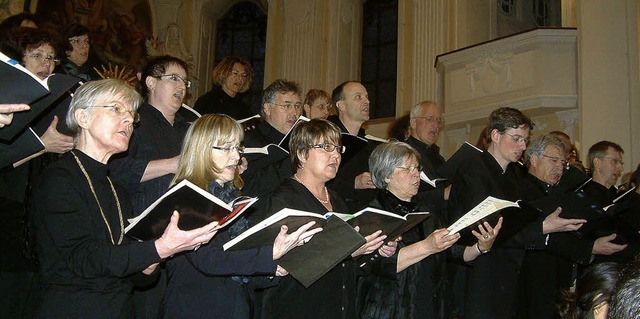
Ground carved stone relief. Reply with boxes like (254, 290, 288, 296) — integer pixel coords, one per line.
(464, 51, 514, 97)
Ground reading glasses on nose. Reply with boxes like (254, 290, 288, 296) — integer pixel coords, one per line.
(396, 165, 423, 174)
(541, 155, 570, 170)
(272, 102, 302, 110)
(212, 145, 245, 154)
(503, 132, 529, 144)
(157, 74, 191, 88)
(25, 53, 60, 65)
(94, 105, 140, 123)
(309, 144, 345, 154)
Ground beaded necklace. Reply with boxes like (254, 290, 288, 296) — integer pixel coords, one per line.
(71, 151, 124, 245)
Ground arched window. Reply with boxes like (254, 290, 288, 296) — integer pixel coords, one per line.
(215, 1, 267, 113)
(361, 0, 398, 119)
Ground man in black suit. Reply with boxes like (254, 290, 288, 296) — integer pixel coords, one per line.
(582, 141, 633, 264)
(446, 107, 585, 319)
(405, 101, 452, 203)
(517, 134, 624, 319)
(327, 81, 377, 211)
(407, 101, 445, 174)
(241, 79, 302, 211)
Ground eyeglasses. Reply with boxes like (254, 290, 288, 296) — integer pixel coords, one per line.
(157, 74, 191, 88)
(272, 102, 303, 111)
(396, 165, 423, 174)
(412, 116, 443, 124)
(231, 70, 248, 78)
(542, 154, 570, 170)
(503, 132, 529, 144)
(212, 144, 245, 154)
(602, 156, 624, 166)
(95, 105, 140, 123)
(309, 143, 345, 154)
(25, 52, 60, 65)
(68, 37, 91, 46)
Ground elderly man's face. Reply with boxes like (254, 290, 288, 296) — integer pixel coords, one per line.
(529, 144, 566, 186)
(263, 91, 302, 134)
(410, 103, 443, 145)
(337, 82, 369, 123)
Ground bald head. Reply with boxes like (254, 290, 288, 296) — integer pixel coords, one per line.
(409, 101, 443, 145)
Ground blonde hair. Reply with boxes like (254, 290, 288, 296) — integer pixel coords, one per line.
(172, 114, 244, 190)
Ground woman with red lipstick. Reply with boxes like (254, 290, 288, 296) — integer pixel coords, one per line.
(161, 114, 319, 318)
(30, 79, 219, 318)
(194, 56, 255, 120)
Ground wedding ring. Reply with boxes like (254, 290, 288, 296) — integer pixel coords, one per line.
(483, 234, 489, 239)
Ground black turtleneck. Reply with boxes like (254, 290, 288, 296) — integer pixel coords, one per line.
(31, 149, 162, 318)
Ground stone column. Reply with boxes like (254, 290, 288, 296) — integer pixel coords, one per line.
(576, 0, 639, 169)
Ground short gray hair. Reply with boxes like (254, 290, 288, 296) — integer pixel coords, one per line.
(260, 79, 301, 117)
(409, 100, 437, 118)
(525, 134, 567, 166)
(369, 140, 420, 189)
(66, 79, 143, 137)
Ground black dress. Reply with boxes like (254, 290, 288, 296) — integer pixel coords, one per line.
(194, 86, 254, 120)
(31, 150, 161, 318)
(358, 190, 450, 319)
(162, 182, 278, 319)
(261, 178, 359, 319)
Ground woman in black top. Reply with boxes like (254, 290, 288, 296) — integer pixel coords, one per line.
(262, 119, 392, 319)
(358, 141, 502, 319)
(194, 56, 254, 119)
(162, 114, 318, 318)
(31, 79, 218, 318)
